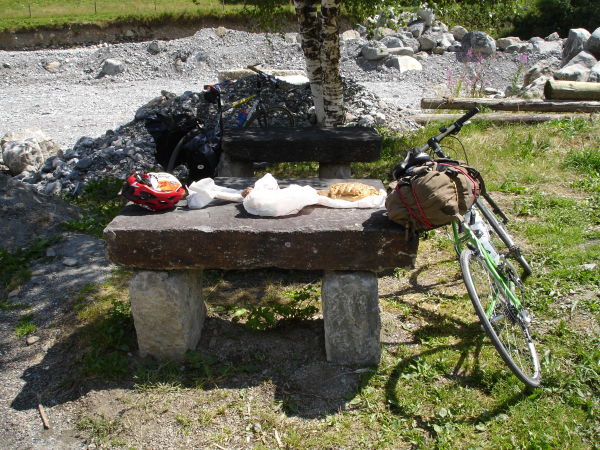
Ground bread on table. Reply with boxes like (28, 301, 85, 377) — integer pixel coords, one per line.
(317, 182, 379, 201)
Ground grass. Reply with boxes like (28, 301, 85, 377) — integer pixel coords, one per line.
(0, 0, 291, 32)
(63, 177, 127, 238)
(26, 116, 600, 447)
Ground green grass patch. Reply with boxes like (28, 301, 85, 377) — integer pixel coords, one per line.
(0, 0, 253, 32)
(63, 177, 126, 238)
(14, 313, 38, 337)
(74, 268, 135, 378)
(0, 237, 58, 293)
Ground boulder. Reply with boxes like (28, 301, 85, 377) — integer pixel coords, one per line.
(388, 47, 415, 57)
(545, 32, 560, 41)
(43, 60, 61, 72)
(408, 20, 426, 38)
(147, 40, 163, 54)
(562, 28, 591, 64)
(215, 26, 227, 38)
(341, 29, 361, 41)
(585, 27, 600, 59)
(373, 27, 396, 40)
(384, 55, 423, 73)
(590, 62, 600, 82)
(2, 139, 45, 175)
(564, 51, 598, 69)
(451, 25, 468, 41)
(418, 34, 436, 51)
(519, 75, 552, 98)
(101, 58, 125, 76)
(523, 61, 554, 86)
(361, 42, 389, 61)
(380, 36, 403, 48)
(531, 39, 562, 56)
(461, 31, 496, 57)
(399, 34, 420, 52)
(497, 36, 521, 51)
(553, 63, 591, 81)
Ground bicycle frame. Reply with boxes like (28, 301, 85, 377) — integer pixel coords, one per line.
(452, 217, 525, 314)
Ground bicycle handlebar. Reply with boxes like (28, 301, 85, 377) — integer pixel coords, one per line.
(392, 108, 480, 179)
(415, 107, 480, 154)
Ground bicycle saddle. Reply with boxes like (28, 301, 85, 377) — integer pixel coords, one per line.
(391, 149, 431, 179)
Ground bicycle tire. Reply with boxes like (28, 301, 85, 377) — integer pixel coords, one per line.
(244, 105, 295, 128)
(460, 248, 541, 387)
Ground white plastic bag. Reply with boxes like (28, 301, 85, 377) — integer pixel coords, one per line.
(243, 173, 386, 217)
(187, 178, 243, 209)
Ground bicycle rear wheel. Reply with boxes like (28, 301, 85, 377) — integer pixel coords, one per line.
(460, 248, 541, 387)
(245, 106, 295, 128)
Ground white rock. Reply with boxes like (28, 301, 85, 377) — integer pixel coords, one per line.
(589, 62, 600, 82)
(553, 63, 591, 81)
(62, 257, 79, 267)
(451, 25, 468, 41)
(564, 51, 598, 69)
(101, 58, 125, 76)
(361, 44, 389, 61)
(2, 139, 45, 175)
(385, 55, 423, 73)
(496, 37, 521, 51)
(585, 27, 600, 59)
(562, 28, 591, 64)
(341, 30, 361, 41)
(388, 47, 415, 56)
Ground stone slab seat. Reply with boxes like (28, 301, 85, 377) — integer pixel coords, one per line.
(219, 127, 382, 178)
(104, 178, 418, 366)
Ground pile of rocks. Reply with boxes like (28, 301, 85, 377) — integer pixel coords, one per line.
(351, 8, 564, 75)
(0, 74, 408, 196)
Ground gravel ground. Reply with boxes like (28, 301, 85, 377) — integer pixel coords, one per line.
(0, 27, 531, 149)
(0, 26, 540, 449)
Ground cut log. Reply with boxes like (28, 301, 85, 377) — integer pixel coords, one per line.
(421, 97, 600, 113)
(411, 113, 590, 125)
(544, 80, 600, 101)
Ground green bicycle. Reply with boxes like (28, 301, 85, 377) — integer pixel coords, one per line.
(396, 108, 541, 387)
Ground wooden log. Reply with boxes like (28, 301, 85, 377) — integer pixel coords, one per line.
(544, 80, 600, 101)
(411, 112, 591, 125)
(421, 97, 600, 113)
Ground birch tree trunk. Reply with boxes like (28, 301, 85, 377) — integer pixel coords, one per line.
(294, 0, 345, 126)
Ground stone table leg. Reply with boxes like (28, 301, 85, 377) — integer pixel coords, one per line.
(217, 152, 253, 177)
(319, 163, 351, 179)
(128, 269, 206, 361)
(321, 271, 381, 366)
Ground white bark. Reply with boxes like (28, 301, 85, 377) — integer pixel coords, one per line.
(293, 0, 344, 126)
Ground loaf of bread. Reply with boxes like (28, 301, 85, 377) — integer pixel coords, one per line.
(317, 182, 379, 201)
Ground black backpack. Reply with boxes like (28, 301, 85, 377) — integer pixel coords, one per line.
(145, 111, 222, 182)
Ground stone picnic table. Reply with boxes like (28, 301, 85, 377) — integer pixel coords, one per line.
(104, 178, 419, 366)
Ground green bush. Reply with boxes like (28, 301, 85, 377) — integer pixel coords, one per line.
(513, 0, 600, 39)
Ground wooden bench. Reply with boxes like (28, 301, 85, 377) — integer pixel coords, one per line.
(103, 178, 418, 366)
(219, 127, 382, 179)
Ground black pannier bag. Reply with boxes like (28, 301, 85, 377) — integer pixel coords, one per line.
(145, 112, 222, 182)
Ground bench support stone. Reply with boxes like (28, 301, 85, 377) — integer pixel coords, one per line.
(321, 271, 381, 366)
(319, 163, 351, 179)
(129, 269, 206, 361)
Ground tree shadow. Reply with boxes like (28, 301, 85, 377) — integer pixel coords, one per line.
(383, 299, 533, 435)
(11, 292, 371, 421)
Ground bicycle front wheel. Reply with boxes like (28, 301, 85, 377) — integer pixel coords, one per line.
(245, 106, 295, 128)
(460, 248, 541, 387)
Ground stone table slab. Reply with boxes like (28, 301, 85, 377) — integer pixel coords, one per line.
(104, 178, 418, 271)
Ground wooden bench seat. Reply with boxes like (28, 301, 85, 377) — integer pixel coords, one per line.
(104, 178, 417, 366)
(219, 127, 382, 178)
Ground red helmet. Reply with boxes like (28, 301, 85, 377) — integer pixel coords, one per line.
(121, 172, 185, 211)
